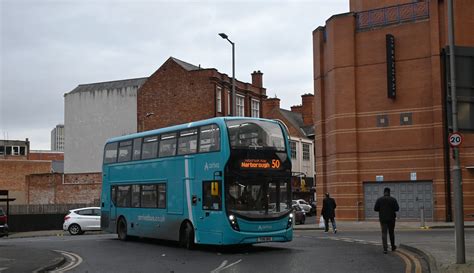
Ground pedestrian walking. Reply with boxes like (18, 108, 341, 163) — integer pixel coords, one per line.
(321, 193, 337, 233)
(374, 187, 400, 254)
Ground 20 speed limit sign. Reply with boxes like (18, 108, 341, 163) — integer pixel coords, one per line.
(449, 132, 463, 147)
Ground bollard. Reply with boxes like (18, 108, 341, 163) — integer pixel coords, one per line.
(420, 206, 425, 228)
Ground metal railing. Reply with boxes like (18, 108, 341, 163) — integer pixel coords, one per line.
(356, 1, 430, 31)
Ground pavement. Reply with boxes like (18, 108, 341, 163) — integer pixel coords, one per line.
(0, 221, 473, 273)
(294, 220, 474, 273)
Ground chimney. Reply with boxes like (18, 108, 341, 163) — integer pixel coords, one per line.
(262, 97, 280, 118)
(301, 94, 314, 126)
(251, 70, 263, 88)
(291, 105, 303, 114)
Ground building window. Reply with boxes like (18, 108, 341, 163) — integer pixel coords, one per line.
(376, 114, 389, 127)
(290, 141, 297, 159)
(236, 95, 245, 116)
(216, 87, 222, 113)
(302, 143, 310, 161)
(251, 99, 260, 117)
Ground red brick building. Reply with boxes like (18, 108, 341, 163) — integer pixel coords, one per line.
(137, 57, 267, 131)
(314, 0, 474, 221)
(0, 139, 98, 205)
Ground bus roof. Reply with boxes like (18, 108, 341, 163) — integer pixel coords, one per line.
(105, 117, 281, 144)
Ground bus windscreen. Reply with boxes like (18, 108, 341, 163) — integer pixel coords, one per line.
(226, 120, 286, 151)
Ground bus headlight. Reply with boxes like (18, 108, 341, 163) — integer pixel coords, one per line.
(228, 214, 240, 231)
(287, 213, 294, 229)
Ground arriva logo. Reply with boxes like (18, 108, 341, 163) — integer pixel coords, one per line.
(204, 162, 220, 171)
(257, 225, 273, 231)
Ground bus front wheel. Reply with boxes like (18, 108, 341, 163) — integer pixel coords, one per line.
(117, 217, 129, 241)
(180, 222, 195, 249)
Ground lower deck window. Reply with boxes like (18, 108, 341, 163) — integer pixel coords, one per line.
(113, 183, 166, 208)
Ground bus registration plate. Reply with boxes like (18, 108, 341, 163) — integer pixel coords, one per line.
(257, 237, 272, 242)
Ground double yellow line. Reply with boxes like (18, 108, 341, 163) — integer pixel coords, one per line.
(396, 248, 422, 273)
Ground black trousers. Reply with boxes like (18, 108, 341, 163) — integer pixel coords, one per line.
(380, 220, 396, 250)
(324, 217, 336, 232)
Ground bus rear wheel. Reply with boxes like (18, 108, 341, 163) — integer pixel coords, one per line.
(117, 218, 129, 241)
(180, 222, 195, 249)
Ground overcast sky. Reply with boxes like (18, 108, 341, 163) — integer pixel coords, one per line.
(1, 0, 348, 150)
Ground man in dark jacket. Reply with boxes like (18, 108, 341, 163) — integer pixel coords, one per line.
(321, 193, 337, 233)
(374, 187, 400, 254)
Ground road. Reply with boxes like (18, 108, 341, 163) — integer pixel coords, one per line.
(1, 228, 424, 273)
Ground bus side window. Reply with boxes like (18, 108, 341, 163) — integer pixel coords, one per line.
(132, 138, 142, 160)
(178, 129, 198, 155)
(132, 185, 140, 208)
(202, 181, 221, 210)
(158, 184, 166, 208)
(141, 185, 157, 208)
(111, 186, 117, 205)
(199, 125, 220, 153)
(142, 136, 159, 160)
(159, 133, 177, 157)
(118, 140, 133, 162)
(104, 142, 118, 164)
(117, 185, 131, 207)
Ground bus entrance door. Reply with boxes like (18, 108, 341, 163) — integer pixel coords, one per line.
(196, 180, 223, 244)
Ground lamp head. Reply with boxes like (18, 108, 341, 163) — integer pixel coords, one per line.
(218, 33, 228, 39)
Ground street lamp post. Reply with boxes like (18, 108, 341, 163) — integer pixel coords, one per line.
(219, 33, 236, 116)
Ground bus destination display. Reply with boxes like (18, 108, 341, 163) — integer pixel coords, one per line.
(240, 159, 281, 170)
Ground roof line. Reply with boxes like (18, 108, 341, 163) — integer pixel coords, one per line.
(76, 77, 148, 87)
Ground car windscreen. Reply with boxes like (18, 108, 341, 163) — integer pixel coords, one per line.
(226, 120, 285, 151)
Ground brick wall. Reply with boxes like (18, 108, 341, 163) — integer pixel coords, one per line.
(137, 57, 267, 132)
(313, 0, 474, 220)
(28, 152, 64, 161)
(0, 160, 51, 204)
(27, 173, 101, 204)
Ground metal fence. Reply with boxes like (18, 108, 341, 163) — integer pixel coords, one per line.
(8, 202, 99, 215)
(356, 1, 429, 31)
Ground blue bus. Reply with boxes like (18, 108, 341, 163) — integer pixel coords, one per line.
(100, 117, 294, 248)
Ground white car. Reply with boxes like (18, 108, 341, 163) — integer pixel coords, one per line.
(292, 199, 312, 215)
(63, 207, 101, 235)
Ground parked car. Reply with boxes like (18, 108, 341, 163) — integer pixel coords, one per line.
(292, 205, 306, 225)
(63, 207, 101, 235)
(292, 199, 313, 215)
(0, 208, 8, 237)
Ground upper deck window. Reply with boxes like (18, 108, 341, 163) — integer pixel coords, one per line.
(159, 133, 177, 157)
(199, 125, 220, 152)
(142, 136, 158, 160)
(104, 142, 118, 164)
(178, 129, 198, 155)
(226, 119, 285, 151)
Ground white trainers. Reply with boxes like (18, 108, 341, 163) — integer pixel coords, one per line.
(333, 229, 337, 234)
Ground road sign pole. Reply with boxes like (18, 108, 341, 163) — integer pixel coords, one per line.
(448, 0, 465, 264)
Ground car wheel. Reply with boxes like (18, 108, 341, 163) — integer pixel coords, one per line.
(180, 222, 195, 250)
(68, 224, 82, 235)
(117, 218, 129, 241)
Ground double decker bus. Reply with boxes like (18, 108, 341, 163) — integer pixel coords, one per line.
(100, 117, 293, 248)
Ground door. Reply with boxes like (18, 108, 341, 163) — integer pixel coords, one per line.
(364, 181, 433, 220)
(109, 185, 117, 231)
